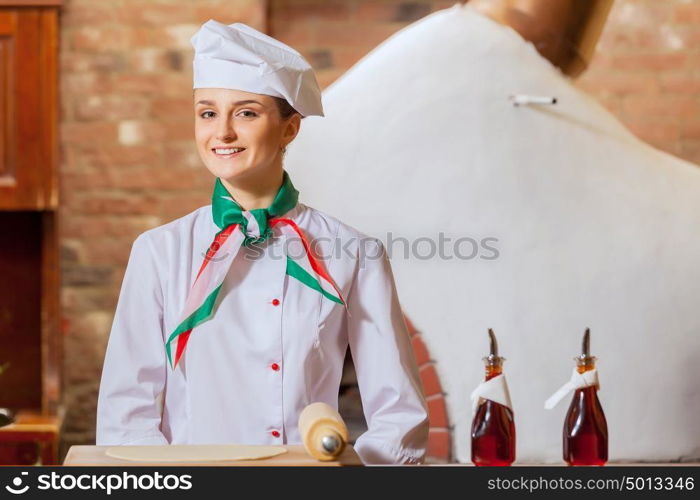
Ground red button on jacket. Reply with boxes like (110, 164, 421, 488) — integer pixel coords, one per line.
(271, 299, 280, 306)
(271, 430, 280, 438)
(271, 363, 280, 371)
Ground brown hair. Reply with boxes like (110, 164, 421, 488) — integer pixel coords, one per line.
(273, 97, 301, 120)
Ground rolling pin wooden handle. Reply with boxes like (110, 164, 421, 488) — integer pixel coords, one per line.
(298, 402, 349, 461)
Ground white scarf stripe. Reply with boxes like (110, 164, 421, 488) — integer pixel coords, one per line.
(242, 211, 260, 239)
(176, 228, 246, 325)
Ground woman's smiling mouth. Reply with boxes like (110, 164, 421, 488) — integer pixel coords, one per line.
(212, 147, 246, 158)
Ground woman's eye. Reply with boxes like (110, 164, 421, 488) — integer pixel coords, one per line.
(238, 110, 258, 118)
(200, 111, 215, 119)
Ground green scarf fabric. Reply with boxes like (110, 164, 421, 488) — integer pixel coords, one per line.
(212, 170, 299, 246)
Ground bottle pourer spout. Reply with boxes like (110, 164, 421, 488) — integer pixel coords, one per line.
(489, 328, 498, 357)
(576, 327, 596, 366)
(484, 328, 504, 366)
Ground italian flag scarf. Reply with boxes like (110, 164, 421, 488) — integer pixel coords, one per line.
(165, 170, 345, 369)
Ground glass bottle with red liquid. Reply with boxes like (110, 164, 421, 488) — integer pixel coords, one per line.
(471, 328, 515, 466)
(563, 328, 608, 466)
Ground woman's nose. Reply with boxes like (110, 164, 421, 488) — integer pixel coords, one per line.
(216, 119, 236, 142)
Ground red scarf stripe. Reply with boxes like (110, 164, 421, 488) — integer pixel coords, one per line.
(196, 223, 239, 281)
(174, 329, 192, 367)
(270, 217, 345, 304)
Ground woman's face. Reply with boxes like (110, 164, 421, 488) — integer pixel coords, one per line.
(194, 87, 300, 183)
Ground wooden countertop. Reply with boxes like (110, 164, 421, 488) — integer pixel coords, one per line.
(63, 444, 363, 467)
(0, 408, 64, 440)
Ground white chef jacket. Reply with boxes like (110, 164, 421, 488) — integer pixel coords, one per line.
(96, 202, 429, 464)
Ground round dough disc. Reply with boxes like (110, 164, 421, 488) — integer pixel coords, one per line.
(105, 445, 287, 462)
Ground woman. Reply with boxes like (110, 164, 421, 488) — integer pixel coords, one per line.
(96, 20, 429, 465)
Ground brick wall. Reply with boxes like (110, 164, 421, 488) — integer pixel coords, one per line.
(577, 0, 700, 164)
(58, 0, 700, 457)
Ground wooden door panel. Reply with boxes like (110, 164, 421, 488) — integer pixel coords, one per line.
(0, 8, 56, 210)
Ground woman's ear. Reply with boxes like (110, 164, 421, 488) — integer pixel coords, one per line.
(282, 113, 302, 148)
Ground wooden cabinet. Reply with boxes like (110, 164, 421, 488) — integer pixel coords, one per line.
(0, 0, 62, 465)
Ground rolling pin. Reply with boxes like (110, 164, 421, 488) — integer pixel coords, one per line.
(298, 402, 348, 461)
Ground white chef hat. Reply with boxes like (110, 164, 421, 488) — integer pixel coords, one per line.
(190, 20, 324, 117)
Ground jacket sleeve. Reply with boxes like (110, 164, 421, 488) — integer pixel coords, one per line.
(346, 237, 429, 465)
(96, 232, 169, 445)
